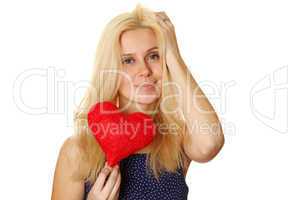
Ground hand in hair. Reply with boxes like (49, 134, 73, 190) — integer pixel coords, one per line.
(155, 11, 182, 64)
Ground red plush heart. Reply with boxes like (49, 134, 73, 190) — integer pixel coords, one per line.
(87, 101, 156, 167)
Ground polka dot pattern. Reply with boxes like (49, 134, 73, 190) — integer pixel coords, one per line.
(84, 153, 189, 200)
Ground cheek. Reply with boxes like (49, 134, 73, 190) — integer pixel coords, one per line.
(150, 63, 163, 78)
(120, 69, 135, 84)
(119, 71, 135, 93)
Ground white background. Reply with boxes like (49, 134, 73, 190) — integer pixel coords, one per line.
(0, 0, 299, 199)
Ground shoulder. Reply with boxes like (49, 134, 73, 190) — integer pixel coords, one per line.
(52, 136, 86, 199)
(59, 135, 82, 162)
(55, 135, 85, 178)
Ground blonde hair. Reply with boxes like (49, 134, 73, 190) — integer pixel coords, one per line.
(72, 4, 189, 184)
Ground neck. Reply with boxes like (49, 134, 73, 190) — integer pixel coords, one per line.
(118, 96, 159, 117)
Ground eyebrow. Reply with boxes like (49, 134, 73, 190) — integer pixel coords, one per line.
(121, 46, 158, 57)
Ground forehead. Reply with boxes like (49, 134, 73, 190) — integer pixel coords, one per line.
(119, 28, 157, 54)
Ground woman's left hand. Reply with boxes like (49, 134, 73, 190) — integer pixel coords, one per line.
(155, 11, 190, 84)
(155, 11, 183, 65)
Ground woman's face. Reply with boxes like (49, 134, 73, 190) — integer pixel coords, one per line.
(118, 28, 162, 106)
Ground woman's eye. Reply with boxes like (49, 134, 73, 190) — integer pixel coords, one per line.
(122, 58, 135, 65)
(147, 53, 160, 62)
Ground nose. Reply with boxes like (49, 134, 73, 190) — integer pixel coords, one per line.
(138, 61, 151, 77)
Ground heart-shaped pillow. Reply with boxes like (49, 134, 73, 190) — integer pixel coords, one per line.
(87, 101, 156, 167)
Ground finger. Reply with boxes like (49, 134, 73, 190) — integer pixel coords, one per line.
(155, 11, 164, 15)
(155, 13, 173, 30)
(107, 172, 121, 200)
(101, 164, 120, 195)
(164, 19, 174, 29)
(93, 162, 112, 191)
(155, 14, 169, 30)
(160, 15, 174, 29)
(155, 12, 165, 21)
(156, 12, 170, 22)
(160, 11, 170, 20)
(155, 11, 168, 18)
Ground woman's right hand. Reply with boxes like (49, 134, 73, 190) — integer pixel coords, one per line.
(87, 162, 121, 200)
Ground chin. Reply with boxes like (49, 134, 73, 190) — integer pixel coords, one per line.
(134, 94, 160, 105)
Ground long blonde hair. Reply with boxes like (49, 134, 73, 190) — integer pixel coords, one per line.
(72, 4, 189, 184)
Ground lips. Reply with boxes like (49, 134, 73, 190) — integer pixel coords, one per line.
(141, 82, 155, 87)
(135, 81, 156, 87)
(139, 83, 155, 91)
(134, 77, 157, 86)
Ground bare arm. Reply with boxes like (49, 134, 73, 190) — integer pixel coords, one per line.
(168, 48, 225, 163)
(155, 12, 225, 163)
(51, 136, 85, 200)
(51, 136, 121, 200)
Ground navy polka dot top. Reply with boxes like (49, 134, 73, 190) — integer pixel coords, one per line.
(84, 153, 189, 200)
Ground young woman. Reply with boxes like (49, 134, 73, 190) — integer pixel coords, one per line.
(51, 5, 224, 200)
